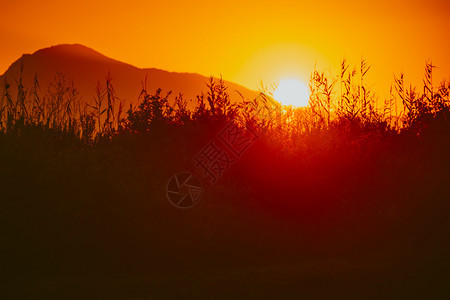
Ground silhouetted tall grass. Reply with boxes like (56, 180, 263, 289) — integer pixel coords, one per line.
(2, 60, 449, 145)
(1, 60, 450, 298)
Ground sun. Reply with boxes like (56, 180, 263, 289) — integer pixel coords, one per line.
(274, 78, 309, 107)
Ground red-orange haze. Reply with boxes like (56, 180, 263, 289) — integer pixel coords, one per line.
(1, 0, 449, 98)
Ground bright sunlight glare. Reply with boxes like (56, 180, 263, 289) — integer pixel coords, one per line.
(274, 78, 309, 107)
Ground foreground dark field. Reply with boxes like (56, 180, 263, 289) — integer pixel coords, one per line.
(1, 67, 450, 298)
(1, 120, 450, 298)
(2, 257, 449, 299)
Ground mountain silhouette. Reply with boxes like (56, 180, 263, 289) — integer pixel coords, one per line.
(0, 44, 259, 108)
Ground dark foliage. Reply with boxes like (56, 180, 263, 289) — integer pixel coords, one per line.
(1, 64, 450, 298)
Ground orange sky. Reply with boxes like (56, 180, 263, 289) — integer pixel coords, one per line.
(1, 0, 449, 98)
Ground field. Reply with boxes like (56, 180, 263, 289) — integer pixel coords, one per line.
(1, 62, 450, 298)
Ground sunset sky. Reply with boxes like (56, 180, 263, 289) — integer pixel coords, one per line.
(1, 0, 449, 98)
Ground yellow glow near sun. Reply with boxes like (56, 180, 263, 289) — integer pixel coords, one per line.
(274, 78, 310, 107)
